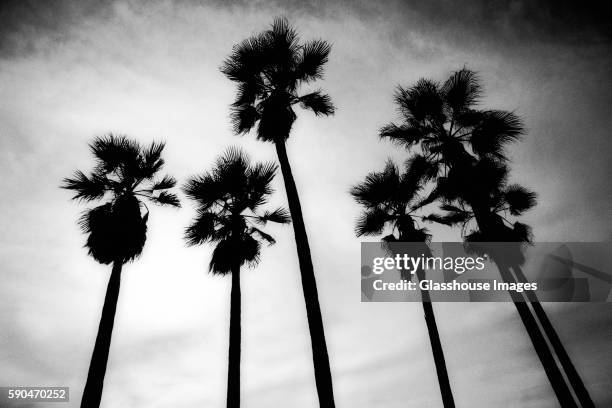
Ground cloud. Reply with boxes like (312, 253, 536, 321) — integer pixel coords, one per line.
(0, 0, 114, 57)
(1, 1, 611, 407)
(2, 0, 610, 59)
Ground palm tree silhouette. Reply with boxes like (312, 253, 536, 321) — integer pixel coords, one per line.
(183, 148, 290, 408)
(380, 69, 584, 407)
(221, 17, 336, 407)
(61, 134, 180, 408)
(351, 160, 455, 408)
(430, 162, 596, 408)
(426, 162, 596, 407)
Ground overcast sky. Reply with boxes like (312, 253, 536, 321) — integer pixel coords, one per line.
(1, 1, 611, 407)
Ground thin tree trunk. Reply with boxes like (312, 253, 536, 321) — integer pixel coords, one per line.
(275, 141, 335, 408)
(511, 265, 594, 408)
(469, 205, 577, 407)
(416, 268, 455, 408)
(496, 262, 577, 407)
(401, 239, 455, 408)
(227, 264, 241, 408)
(80, 261, 122, 408)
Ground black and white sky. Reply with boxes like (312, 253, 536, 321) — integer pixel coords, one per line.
(1, 1, 611, 407)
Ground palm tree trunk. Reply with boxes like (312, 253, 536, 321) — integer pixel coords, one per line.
(403, 240, 455, 408)
(227, 264, 241, 408)
(80, 261, 122, 408)
(274, 141, 335, 408)
(416, 268, 455, 408)
(469, 205, 577, 407)
(496, 262, 577, 407)
(511, 266, 594, 408)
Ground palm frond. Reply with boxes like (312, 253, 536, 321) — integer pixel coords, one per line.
(90, 134, 140, 173)
(248, 162, 278, 195)
(182, 173, 221, 209)
(296, 39, 331, 82)
(150, 191, 181, 207)
(265, 17, 300, 70)
(503, 184, 537, 215)
(442, 68, 482, 113)
(151, 175, 176, 191)
(249, 226, 276, 245)
(355, 208, 390, 237)
(404, 154, 439, 183)
(350, 160, 400, 208)
(470, 110, 525, 160)
(230, 104, 260, 135)
(61, 170, 109, 201)
(214, 147, 251, 195)
(140, 141, 165, 178)
(185, 211, 219, 246)
(232, 81, 265, 107)
(256, 207, 291, 224)
(423, 211, 470, 226)
(395, 80, 444, 122)
(220, 34, 269, 83)
(298, 90, 335, 116)
(379, 123, 423, 148)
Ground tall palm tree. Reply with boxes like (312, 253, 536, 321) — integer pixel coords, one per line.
(428, 161, 595, 408)
(183, 148, 290, 408)
(351, 160, 455, 408)
(221, 17, 336, 406)
(61, 134, 180, 408)
(380, 69, 581, 407)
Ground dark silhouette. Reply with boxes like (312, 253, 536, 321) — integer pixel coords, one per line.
(431, 163, 593, 407)
(513, 265, 595, 407)
(183, 148, 290, 408)
(431, 164, 596, 407)
(221, 17, 336, 407)
(350, 160, 455, 408)
(61, 134, 180, 408)
(380, 68, 586, 407)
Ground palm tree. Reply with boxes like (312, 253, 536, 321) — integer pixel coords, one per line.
(221, 17, 336, 406)
(428, 162, 595, 408)
(351, 160, 455, 408)
(183, 148, 290, 408)
(61, 134, 180, 408)
(380, 69, 581, 407)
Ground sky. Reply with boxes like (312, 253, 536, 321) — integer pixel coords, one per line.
(1, 0, 611, 407)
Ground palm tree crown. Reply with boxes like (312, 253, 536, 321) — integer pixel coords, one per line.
(380, 68, 536, 245)
(425, 159, 537, 263)
(61, 134, 180, 265)
(221, 17, 335, 142)
(380, 68, 524, 186)
(350, 159, 431, 243)
(183, 147, 291, 273)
